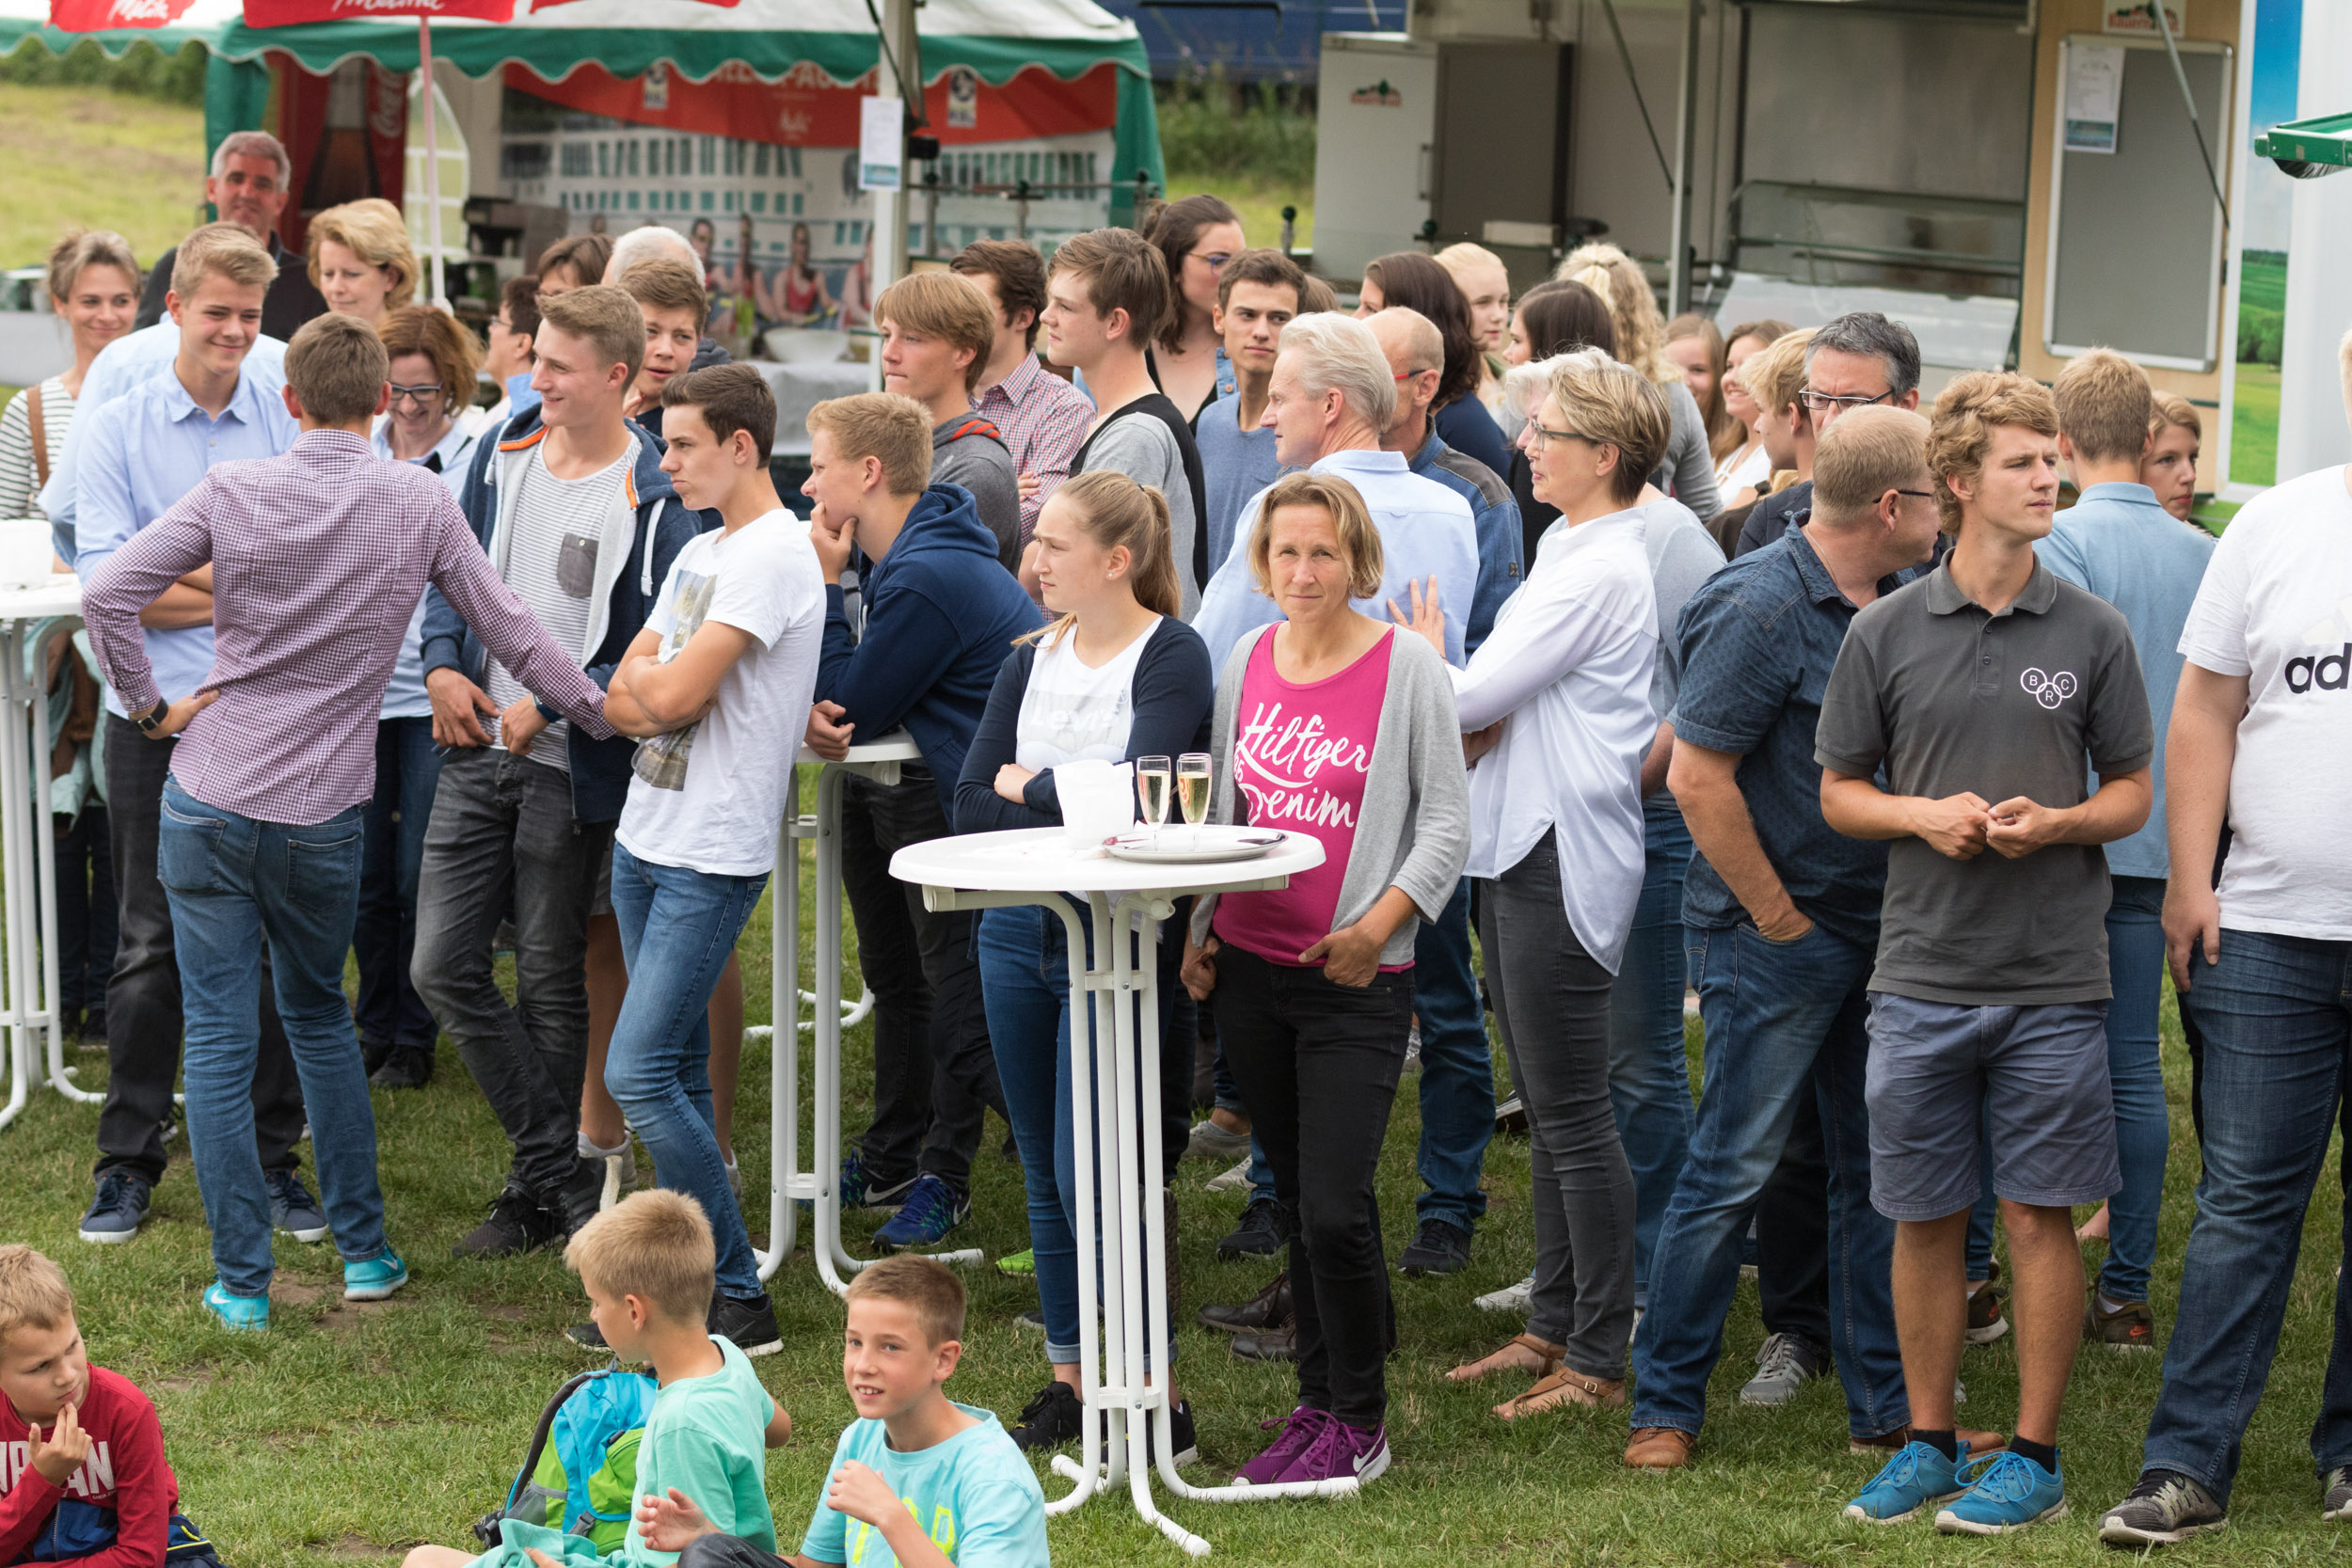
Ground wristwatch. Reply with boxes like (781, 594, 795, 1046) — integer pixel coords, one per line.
(134, 698, 171, 735)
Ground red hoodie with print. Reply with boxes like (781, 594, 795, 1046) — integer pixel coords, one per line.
(0, 1366, 177, 1568)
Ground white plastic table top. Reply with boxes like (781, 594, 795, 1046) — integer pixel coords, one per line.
(792, 733, 921, 770)
(0, 577, 84, 621)
(890, 825, 1326, 898)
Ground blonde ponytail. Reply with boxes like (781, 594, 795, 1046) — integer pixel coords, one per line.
(1020, 470, 1180, 646)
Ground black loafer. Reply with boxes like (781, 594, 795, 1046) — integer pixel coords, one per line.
(1198, 1270, 1291, 1334)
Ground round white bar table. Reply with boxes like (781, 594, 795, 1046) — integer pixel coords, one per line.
(890, 826, 1348, 1558)
(0, 576, 90, 1134)
(751, 732, 931, 1290)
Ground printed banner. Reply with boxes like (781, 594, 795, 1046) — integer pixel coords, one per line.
(46, 0, 200, 28)
(243, 0, 514, 24)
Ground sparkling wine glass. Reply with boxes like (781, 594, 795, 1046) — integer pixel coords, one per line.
(1177, 752, 1212, 849)
(1136, 755, 1172, 847)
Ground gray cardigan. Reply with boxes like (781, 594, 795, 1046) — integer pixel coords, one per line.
(1655, 380, 1723, 521)
(1188, 625, 1471, 966)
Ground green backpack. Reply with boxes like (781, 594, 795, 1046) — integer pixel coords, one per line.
(474, 1363, 660, 1554)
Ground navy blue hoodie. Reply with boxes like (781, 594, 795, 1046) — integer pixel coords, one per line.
(815, 482, 1041, 818)
(421, 404, 707, 824)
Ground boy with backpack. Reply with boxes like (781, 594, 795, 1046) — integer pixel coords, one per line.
(635, 1255, 1047, 1568)
(403, 1191, 789, 1568)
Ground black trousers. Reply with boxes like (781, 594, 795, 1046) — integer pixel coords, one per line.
(1756, 1076, 1833, 1348)
(56, 804, 116, 1024)
(1215, 943, 1411, 1428)
(96, 714, 305, 1184)
(837, 767, 1006, 1196)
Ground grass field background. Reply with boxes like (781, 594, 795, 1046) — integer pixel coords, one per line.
(3, 783, 2347, 1567)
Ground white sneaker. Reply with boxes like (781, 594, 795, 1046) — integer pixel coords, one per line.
(1475, 1272, 1535, 1313)
(1205, 1157, 1253, 1193)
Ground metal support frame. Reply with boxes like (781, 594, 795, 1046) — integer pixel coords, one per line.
(0, 613, 93, 1134)
(1666, 0, 1702, 314)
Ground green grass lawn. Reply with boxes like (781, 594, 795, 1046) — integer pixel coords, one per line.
(0, 84, 203, 273)
(5, 789, 2346, 1567)
(2231, 363, 2281, 490)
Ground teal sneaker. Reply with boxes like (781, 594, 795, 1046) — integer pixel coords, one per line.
(1846, 1439, 1967, 1524)
(1936, 1449, 2067, 1535)
(342, 1248, 410, 1302)
(201, 1282, 269, 1332)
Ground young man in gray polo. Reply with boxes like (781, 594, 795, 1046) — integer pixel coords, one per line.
(1817, 372, 2153, 1535)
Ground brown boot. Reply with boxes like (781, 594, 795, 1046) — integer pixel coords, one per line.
(1231, 1322, 1296, 1363)
(1198, 1271, 1290, 1335)
(1625, 1426, 1696, 1470)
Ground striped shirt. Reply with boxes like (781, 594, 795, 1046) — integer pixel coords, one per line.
(974, 353, 1092, 543)
(83, 429, 612, 826)
(0, 378, 72, 522)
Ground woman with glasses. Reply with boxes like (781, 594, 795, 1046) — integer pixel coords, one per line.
(1139, 195, 1247, 421)
(359, 306, 485, 1086)
(1501, 280, 1619, 560)
(1557, 244, 1721, 521)
(1408, 350, 1668, 1422)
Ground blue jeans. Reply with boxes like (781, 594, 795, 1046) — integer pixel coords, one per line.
(977, 901, 1175, 1366)
(1610, 813, 1695, 1307)
(1631, 920, 1908, 1440)
(354, 717, 442, 1052)
(2101, 874, 2169, 1303)
(605, 843, 768, 1301)
(1413, 879, 1492, 1233)
(2142, 928, 2352, 1505)
(158, 781, 388, 1297)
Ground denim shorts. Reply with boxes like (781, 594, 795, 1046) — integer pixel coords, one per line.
(1863, 992, 2120, 1221)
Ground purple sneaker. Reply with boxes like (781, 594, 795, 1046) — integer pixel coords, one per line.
(1233, 1406, 1330, 1485)
(1277, 1416, 1390, 1486)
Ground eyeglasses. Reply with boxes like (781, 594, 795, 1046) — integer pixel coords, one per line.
(1894, 487, 1934, 499)
(1799, 388, 1897, 414)
(1524, 420, 1596, 449)
(489, 315, 514, 333)
(388, 383, 444, 408)
(1392, 368, 1438, 381)
(1187, 251, 1233, 271)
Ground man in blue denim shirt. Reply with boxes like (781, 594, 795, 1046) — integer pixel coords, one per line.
(2040, 350, 2211, 1353)
(1626, 408, 1961, 1472)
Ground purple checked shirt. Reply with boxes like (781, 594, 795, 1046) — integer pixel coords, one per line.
(84, 428, 612, 826)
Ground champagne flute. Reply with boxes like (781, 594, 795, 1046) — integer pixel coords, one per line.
(1177, 752, 1212, 850)
(1136, 755, 1172, 847)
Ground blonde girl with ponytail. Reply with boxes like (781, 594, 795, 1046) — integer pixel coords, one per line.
(954, 467, 1217, 1454)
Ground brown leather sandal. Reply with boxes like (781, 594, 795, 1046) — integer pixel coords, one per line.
(1446, 1332, 1565, 1385)
(1493, 1366, 1628, 1420)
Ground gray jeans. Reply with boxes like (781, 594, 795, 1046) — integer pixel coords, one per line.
(1480, 829, 1637, 1379)
(410, 748, 612, 1205)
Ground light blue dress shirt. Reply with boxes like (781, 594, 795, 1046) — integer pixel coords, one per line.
(1193, 394, 1285, 570)
(2039, 480, 2215, 879)
(41, 322, 288, 558)
(370, 415, 484, 721)
(73, 359, 296, 718)
(1190, 446, 1479, 668)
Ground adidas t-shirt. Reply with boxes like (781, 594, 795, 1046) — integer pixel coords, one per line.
(2177, 465, 2352, 941)
(617, 509, 826, 878)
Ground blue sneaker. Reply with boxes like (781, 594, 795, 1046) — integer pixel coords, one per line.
(342, 1247, 410, 1302)
(1936, 1449, 2067, 1535)
(268, 1168, 329, 1243)
(1846, 1440, 1967, 1523)
(872, 1175, 969, 1251)
(201, 1282, 269, 1332)
(79, 1170, 151, 1244)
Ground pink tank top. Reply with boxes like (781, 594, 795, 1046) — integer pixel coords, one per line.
(1213, 626, 1404, 970)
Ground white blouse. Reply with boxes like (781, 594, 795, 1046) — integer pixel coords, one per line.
(1446, 504, 1658, 974)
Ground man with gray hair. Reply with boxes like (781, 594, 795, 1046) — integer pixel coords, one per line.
(135, 131, 326, 341)
(1736, 311, 1922, 558)
(1193, 312, 1479, 668)
(606, 223, 734, 385)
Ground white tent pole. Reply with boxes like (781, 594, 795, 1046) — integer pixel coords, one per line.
(866, 0, 914, 391)
(420, 14, 444, 307)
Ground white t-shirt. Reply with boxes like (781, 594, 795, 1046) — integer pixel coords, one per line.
(2176, 465, 2352, 940)
(1013, 617, 1160, 771)
(618, 510, 826, 877)
(1715, 440, 1771, 498)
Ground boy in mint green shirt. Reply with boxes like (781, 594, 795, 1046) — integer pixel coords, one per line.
(636, 1256, 1046, 1568)
(402, 1192, 792, 1568)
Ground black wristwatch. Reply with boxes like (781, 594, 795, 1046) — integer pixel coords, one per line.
(134, 698, 171, 735)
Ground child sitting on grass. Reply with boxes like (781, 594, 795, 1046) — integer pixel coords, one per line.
(405, 1192, 790, 1568)
(634, 1256, 1046, 1568)
(0, 1245, 214, 1568)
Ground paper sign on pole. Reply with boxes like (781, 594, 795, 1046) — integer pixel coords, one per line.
(859, 94, 903, 192)
(2064, 41, 2124, 154)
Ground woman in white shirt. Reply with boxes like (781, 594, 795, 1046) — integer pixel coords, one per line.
(1712, 319, 1794, 508)
(1406, 349, 1666, 1420)
(957, 470, 1216, 1460)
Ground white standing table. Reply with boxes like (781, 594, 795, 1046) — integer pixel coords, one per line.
(0, 576, 93, 1133)
(751, 732, 938, 1290)
(890, 826, 1347, 1558)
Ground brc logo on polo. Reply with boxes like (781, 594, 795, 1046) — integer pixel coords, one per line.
(2021, 668, 2077, 708)
(2283, 644, 2352, 693)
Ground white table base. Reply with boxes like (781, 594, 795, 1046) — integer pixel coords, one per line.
(913, 862, 1357, 1557)
(0, 604, 96, 1133)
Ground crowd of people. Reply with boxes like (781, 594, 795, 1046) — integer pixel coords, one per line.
(4, 122, 2351, 1562)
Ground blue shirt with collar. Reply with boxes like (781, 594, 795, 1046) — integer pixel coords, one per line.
(1672, 524, 1913, 948)
(1407, 429, 1522, 657)
(1194, 394, 1284, 571)
(2037, 480, 2214, 879)
(1190, 445, 1479, 669)
(74, 358, 296, 718)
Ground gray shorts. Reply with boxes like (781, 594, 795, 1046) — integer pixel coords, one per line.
(1864, 992, 2119, 1221)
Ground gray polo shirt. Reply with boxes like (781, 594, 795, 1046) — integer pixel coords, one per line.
(1815, 557, 2153, 1006)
